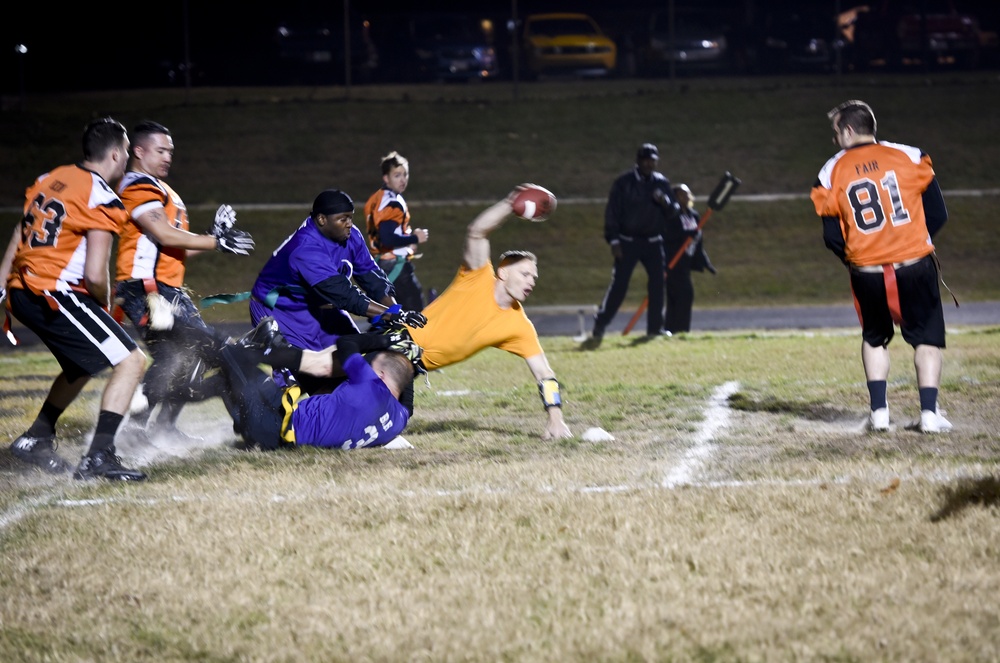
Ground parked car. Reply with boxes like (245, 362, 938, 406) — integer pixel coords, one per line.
(521, 13, 617, 78)
(754, 8, 840, 73)
(636, 9, 732, 75)
(409, 14, 500, 82)
(842, 1, 987, 69)
(272, 15, 378, 85)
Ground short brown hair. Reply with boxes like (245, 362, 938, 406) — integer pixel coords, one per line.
(828, 100, 877, 136)
(82, 117, 127, 161)
(380, 151, 409, 176)
(372, 350, 414, 391)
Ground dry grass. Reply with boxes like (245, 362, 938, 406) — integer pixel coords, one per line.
(1, 328, 999, 662)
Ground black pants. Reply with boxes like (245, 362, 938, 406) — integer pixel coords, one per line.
(594, 238, 665, 335)
(664, 254, 694, 333)
(218, 345, 283, 450)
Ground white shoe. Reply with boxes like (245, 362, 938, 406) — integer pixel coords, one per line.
(867, 407, 890, 432)
(920, 409, 953, 433)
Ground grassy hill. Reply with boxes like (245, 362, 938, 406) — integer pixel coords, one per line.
(2, 73, 998, 319)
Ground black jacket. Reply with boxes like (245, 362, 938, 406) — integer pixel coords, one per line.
(604, 166, 679, 243)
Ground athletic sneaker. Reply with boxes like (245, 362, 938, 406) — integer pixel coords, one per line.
(867, 407, 890, 432)
(73, 449, 147, 482)
(919, 409, 953, 434)
(231, 316, 287, 354)
(10, 434, 70, 474)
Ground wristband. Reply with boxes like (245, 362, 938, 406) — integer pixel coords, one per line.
(538, 378, 562, 409)
(371, 303, 402, 325)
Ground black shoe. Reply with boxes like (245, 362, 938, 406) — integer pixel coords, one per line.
(10, 434, 70, 474)
(231, 317, 287, 354)
(73, 449, 147, 482)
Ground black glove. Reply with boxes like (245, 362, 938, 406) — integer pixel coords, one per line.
(215, 227, 255, 255)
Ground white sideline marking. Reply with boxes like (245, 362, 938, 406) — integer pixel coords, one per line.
(662, 381, 741, 488)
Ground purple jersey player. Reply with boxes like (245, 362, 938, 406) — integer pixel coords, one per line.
(218, 333, 416, 450)
(250, 189, 397, 352)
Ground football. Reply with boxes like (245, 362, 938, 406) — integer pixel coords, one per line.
(511, 184, 557, 221)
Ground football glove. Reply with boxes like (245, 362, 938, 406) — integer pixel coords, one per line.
(211, 204, 237, 238)
(380, 324, 412, 345)
(372, 304, 428, 329)
(389, 338, 426, 375)
(215, 227, 255, 256)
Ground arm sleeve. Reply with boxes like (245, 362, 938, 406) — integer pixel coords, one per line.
(922, 178, 948, 238)
(822, 216, 848, 264)
(336, 333, 392, 366)
(312, 275, 372, 317)
(354, 267, 394, 302)
(604, 179, 622, 243)
(377, 218, 419, 250)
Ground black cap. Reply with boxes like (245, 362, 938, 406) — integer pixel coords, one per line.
(637, 143, 659, 160)
(312, 189, 354, 217)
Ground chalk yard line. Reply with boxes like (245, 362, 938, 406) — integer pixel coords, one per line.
(2, 381, 997, 522)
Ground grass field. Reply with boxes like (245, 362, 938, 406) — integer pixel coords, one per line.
(1, 74, 999, 660)
(1, 326, 999, 661)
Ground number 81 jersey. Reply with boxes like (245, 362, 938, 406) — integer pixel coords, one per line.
(811, 141, 935, 267)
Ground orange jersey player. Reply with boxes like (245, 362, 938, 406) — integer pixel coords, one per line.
(1, 117, 149, 481)
(116, 171, 189, 287)
(364, 151, 429, 312)
(812, 100, 951, 435)
(113, 120, 254, 442)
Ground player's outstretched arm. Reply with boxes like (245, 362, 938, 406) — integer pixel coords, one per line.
(462, 194, 517, 271)
(525, 352, 573, 440)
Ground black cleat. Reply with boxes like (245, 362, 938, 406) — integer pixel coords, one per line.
(73, 449, 147, 482)
(10, 434, 70, 474)
(231, 316, 287, 354)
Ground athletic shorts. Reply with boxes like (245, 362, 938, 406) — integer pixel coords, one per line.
(9, 288, 138, 381)
(850, 254, 945, 349)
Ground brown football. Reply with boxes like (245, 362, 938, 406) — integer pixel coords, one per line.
(511, 184, 556, 221)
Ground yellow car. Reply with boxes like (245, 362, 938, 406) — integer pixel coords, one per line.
(522, 13, 617, 77)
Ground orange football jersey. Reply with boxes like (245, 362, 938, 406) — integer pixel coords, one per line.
(116, 171, 189, 287)
(812, 141, 935, 266)
(9, 164, 126, 295)
(364, 188, 412, 259)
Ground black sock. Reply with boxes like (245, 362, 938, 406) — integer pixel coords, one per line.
(88, 411, 125, 454)
(867, 380, 888, 411)
(919, 387, 939, 413)
(26, 401, 64, 437)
